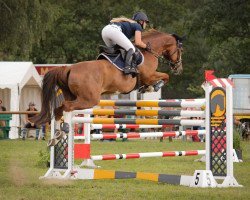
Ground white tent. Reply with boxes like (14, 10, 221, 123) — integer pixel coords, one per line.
(0, 62, 42, 139)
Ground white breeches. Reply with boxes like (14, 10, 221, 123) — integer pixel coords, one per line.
(101, 24, 135, 52)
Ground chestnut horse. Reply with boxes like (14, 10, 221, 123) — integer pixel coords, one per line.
(34, 29, 184, 124)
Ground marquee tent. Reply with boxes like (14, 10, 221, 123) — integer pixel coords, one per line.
(0, 62, 42, 139)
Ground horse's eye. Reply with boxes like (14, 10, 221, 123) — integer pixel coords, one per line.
(163, 51, 169, 58)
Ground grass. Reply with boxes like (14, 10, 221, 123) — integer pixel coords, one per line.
(0, 138, 249, 200)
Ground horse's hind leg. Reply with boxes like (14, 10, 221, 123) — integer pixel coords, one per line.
(54, 89, 76, 121)
(54, 90, 101, 120)
(62, 96, 101, 113)
(54, 106, 64, 121)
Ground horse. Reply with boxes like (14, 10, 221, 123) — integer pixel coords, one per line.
(33, 29, 184, 125)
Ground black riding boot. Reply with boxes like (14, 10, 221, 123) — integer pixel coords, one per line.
(124, 48, 138, 75)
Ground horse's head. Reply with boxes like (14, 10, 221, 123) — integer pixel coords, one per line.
(142, 30, 185, 75)
(163, 33, 185, 75)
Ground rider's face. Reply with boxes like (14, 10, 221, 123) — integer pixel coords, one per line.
(29, 105, 35, 110)
(139, 21, 147, 29)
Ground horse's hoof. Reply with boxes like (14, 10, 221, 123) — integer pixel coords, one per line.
(138, 86, 148, 93)
(154, 86, 160, 92)
(47, 139, 55, 147)
(54, 130, 64, 140)
(153, 80, 165, 92)
(138, 88, 145, 93)
(61, 122, 70, 133)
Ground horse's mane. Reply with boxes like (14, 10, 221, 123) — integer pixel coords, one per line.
(141, 29, 166, 39)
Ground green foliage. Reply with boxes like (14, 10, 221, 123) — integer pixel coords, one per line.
(233, 128, 242, 150)
(0, 129, 4, 139)
(192, 0, 250, 77)
(0, 0, 61, 60)
(37, 148, 50, 168)
(0, 0, 249, 98)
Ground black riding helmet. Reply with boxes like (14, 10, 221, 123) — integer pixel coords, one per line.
(132, 11, 149, 23)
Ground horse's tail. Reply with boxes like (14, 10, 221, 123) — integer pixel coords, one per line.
(32, 67, 71, 125)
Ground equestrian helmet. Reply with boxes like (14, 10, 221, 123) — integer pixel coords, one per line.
(132, 12, 149, 22)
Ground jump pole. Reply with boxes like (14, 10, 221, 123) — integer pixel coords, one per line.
(72, 117, 205, 126)
(72, 109, 205, 117)
(0, 111, 40, 114)
(74, 130, 206, 140)
(91, 124, 175, 130)
(97, 99, 205, 108)
(90, 150, 206, 161)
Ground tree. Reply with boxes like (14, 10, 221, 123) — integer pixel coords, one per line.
(0, 0, 61, 60)
(192, 0, 250, 76)
(1, 0, 249, 99)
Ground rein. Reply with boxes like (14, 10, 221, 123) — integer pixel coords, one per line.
(146, 41, 182, 70)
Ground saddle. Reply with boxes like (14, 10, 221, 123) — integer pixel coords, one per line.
(99, 45, 126, 60)
(98, 45, 143, 68)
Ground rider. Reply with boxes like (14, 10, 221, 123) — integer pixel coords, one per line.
(101, 11, 151, 75)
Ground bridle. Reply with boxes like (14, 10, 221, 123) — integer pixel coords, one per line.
(164, 41, 182, 68)
(146, 40, 183, 74)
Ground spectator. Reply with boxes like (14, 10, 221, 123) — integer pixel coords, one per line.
(21, 102, 41, 140)
(0, 99, 7, 127)
(41, 124, 46, 140)
(234, 116, 242, 126)
(191, 117, 201, 142)
(0, 99, 6, 111)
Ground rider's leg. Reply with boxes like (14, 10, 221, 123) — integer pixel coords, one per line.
(102, 25, 135, 51)
(21, 128, 27, 140)
(41, 124, 46, 140)
(35, 128, 40, 140)
(102, 25, 117, 47)
(102, 25, 138, 75)
(124, 48, 138, 74)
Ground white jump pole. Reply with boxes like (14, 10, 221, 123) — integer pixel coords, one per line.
(220, 83, 241, 187)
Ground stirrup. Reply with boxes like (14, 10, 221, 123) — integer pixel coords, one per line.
(123, 65, 138, 75)
(129, 67, 138, 74)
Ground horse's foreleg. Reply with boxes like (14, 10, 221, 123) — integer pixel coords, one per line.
(146, 72, 169, 85)
(142, 72, 169, 92)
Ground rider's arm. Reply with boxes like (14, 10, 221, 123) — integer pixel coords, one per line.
(134, 31, 147, 49)
(25, 114, 30, 124)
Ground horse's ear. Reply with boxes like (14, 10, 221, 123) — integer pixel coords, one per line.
(172, 33, 187, 42)
(180, 35, 187, 42)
